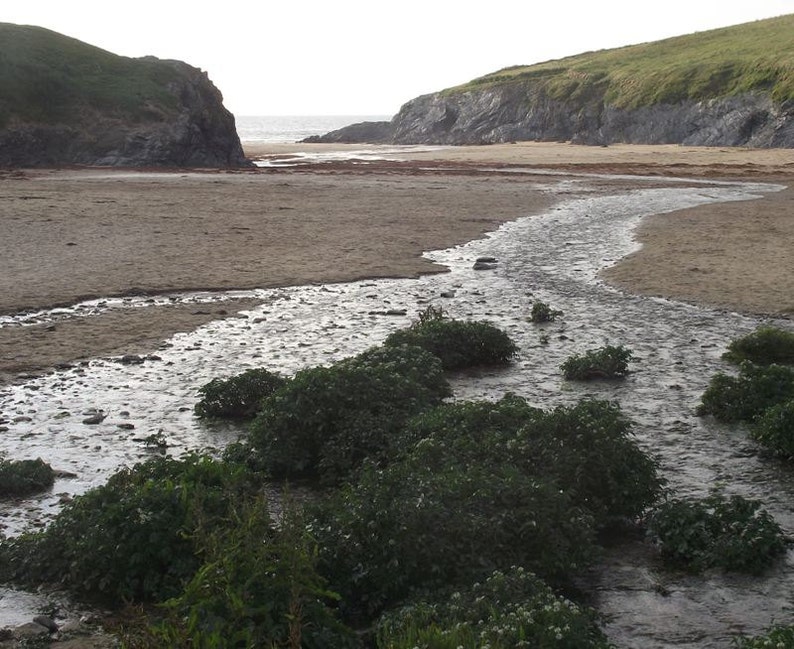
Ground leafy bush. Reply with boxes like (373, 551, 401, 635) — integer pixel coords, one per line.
(734, 624, 794, 648)
(401, 394, 544, 468)
(648, 494, 786, 573)
(376, 567, 611, 649)
(529, 300, 563, 323)
(0, 454, 261, 603)
(405, 397, 661, 526)
(311, 458, 596, 619)
(0, 457, 55, 497)
(384, 315, 518, 371)
(314, 395, 662, 614)
(561, 345, 633, 380)
(696, 362, 794, 423)
(147, 499, 358, 649)
(249, 344, 451, 483)
(519, 400, 662, 524)
(195, 368, 286, 420)
(723, 326, 794, 366)
(751, 398, 794, 458)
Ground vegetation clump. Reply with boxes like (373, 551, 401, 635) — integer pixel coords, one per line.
(696, 362, 794, 423)
(751, 399, 794, 459)
(648, 493, 786, 574)
(561, 344, 633, 380)
(0, 457, 55, 497)
(722, 326, 794, 366)
(310, 396, 661, 618)
(0, 454, 261, 603)
(194, 367, 286, 420)
(384, 309, 518, 370)
(375, 566, 612, 649)
(529, 300, 563, 323)
(735, 624, 794, 648)
(405, 397, 661, 526)
(520, 399, 661, 524)
(249, 344, 451, 483)
(311, 456, 594, 619)
(145, 501, 358, 649)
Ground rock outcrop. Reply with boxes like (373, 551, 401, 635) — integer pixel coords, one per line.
(386, 86, 794, 148)
(306, 15, 794, 149)
(308, 86, 794, 149)
(0, 24, 249, 167)
(302, 120, 394, 144)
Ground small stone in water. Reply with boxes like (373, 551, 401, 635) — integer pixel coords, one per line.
(119, 354, 144, 365)
(82, 412, 106, 425)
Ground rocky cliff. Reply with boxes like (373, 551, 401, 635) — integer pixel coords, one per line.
(0, 24, 249, 167)
(387, 87, 794, 147)
(308, 15, 794, 148)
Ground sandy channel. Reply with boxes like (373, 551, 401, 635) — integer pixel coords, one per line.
(0, 141, 792, 382)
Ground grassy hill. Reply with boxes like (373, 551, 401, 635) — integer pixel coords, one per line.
(0, 23, 247, 167)
(449, 14, 794, 108)
(0, 23, 181, 128)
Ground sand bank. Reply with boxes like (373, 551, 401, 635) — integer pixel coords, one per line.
(1, 141, 791, 381)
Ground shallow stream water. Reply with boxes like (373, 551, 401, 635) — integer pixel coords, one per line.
(0, 173, 792, 645)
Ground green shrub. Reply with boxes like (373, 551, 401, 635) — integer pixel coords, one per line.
(0, 454, 261, 603)
(519, 400, 662, 524)
(405, 397, 661, 526)
(0, 457, 55, 497)
(723, 326, 794, 366)
(376, 566, 611, 649)
(384, 316, 518, 370)
(648, 494, 786, 574)
(249, 344, 451, 483)
(311, 459, 596, 619)
(401, 394, 544, 468)
(751, 398, 794, 458)
(561, 345, 633, 380)
(529, 300, 563, 323)
(734, 624, 794, 648)
(195, 368, 286, 420)
(148, 499, 358, 649)
(696, 362, 794, 423)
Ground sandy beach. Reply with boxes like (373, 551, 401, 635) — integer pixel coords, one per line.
(1, 141, 792, 381)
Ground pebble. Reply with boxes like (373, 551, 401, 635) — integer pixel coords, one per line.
(32, 615, 58, 633)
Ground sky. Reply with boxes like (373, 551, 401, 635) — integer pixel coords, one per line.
(3, 1, 793, 116)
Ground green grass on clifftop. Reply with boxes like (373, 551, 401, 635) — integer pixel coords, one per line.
(0, 23, 181, 128)
(449, 14, 794, 108)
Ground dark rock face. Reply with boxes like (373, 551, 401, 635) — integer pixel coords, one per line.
(0, 59, 249, 168)
(389, 85, 794, 147)
(310, 83, 794, 148)
(302, 120, 394, 144)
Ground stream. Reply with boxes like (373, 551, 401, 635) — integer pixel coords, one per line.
(0, 172, 792, 645)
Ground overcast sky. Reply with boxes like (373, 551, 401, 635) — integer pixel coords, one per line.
(3, 1, 793, 116)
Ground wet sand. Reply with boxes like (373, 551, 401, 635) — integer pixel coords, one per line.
(1, 141, 792, 381)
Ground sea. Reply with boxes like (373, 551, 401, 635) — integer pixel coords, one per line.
(234, 114, 391, 144)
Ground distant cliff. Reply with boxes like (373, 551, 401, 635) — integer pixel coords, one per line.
(308, 15, 794, 148)
(388, 88, 794, 147)
(0, 23, 249, 167)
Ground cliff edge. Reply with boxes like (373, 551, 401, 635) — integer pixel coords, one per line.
(309, 15, 794, 148)
(0, 23, 249, 167)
